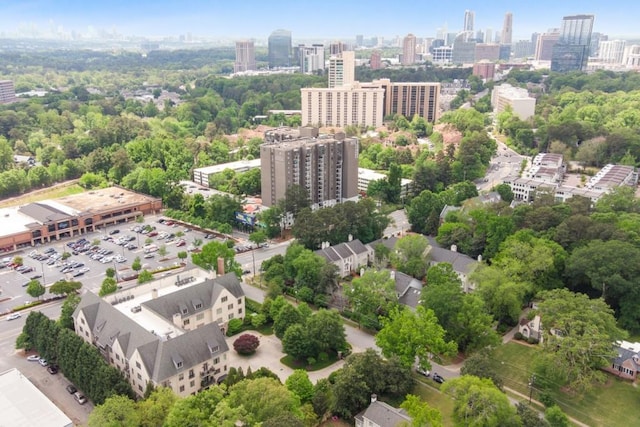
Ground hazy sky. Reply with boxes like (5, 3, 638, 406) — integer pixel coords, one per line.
(1, 0, 638, 40)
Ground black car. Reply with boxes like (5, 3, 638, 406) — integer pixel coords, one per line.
(47, 365, 59, 374)
(432, 373, 445, 384)
(109, 229, 120, 235)
(66, 384, 77, 394)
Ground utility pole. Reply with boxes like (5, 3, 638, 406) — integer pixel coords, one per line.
(528, 374, 536, 404)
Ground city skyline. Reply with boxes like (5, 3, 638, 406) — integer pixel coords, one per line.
(1, 1, 639, 41)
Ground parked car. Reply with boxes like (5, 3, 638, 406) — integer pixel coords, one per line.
(38, 358, 49, 367)
(66, 384, 77, 394)
(417, 367, 431, 377)
(47, 365, 59, 374)
(109, 229, 120, 235)
(432, 373, 445, 384)
(27, 354, 40, 362)
(176, 240, 186, 247)
(143, 253, 155, 259)
(148, 231, 158, 237)
(6, 313, 21, 321)
(74, 392, 87, 405)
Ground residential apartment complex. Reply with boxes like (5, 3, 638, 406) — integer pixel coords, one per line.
(328, 51, 355, 88)
(260, 128, 359, 208)
(0, 80, 17, 104)
(73, 269, 245, 398)
(491, 83, 536, 120)
(402, 33, 417, 65)
(298, 44, 325, 74)
(357, 168, 414, 200)
(234, 40, 256, 73)
(193, 159, 261, 188)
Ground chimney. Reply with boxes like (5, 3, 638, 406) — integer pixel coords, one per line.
(348, 234, 353, 242)
(217, 257, 225, 276)
(390, 270, 396, 280)
(450, 244, 457, 252)
(151, 289, 158, 299)
(371, 394, 377, 403)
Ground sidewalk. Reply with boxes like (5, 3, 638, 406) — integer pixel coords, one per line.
(503, 386, 590, 427)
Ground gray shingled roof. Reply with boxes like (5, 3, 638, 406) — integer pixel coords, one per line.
(149, 323, 229, 383)
(315, 239, 370, 262)
(355, 400, 412, 427)
(393, 271, 423, 309)
(142, 273, 243, 321)
(613, 347, 640, 372)
(316, 247, 342, 262)
(426, 236, 478, 275)
(368, 236, 398, 252)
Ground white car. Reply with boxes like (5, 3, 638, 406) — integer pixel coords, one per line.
(38, 358, 49, 367)
(27, 355, 40, 362)
(6, 313, 21, 321)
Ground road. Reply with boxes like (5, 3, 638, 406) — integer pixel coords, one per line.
(476, 135, 528, 193)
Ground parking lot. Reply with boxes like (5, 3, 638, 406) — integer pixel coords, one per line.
(0, 213, 234, 313)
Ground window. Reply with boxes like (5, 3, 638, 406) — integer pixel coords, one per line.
(237, 298, 242, 305)
(137, 373, 142, 380)
(115, 354, 119, 361)
(136, 361, 141, 369)
(196, 313, 204, 321)
(178, 373, 184, 381)
(228, 313, 234, 320)
(216, 308, 222, 315)
(179, 385, 185, 393)
(228, 304, 233, 310)
(214, 357, 220, 364)
(195, 303, 202, 310)
(183, 319, 190, 326)
(176, 361, 183, 369)
(138, 385, 143, 392)
(238, 308, 243, 314)
(221, 296, 228, 303)
(190, 380, 195, 387)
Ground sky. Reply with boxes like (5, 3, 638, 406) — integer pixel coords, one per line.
(1, 0, 639, 41)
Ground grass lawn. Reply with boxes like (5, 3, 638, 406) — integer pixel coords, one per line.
(280, 351, 340, 371)
(0, 183, 85, 208)
(490, 342, 640, 427)
(412, 380, 455, 427)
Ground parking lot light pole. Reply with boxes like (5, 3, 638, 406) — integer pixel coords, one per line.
(40, 261, 46, 285)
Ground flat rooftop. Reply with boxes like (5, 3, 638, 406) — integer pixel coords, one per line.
(56, 187, 159, 213)
(107, 268, 213, 341)
(0, 206, 39, 235)
(193, 159, 261, 176)
(0, 368, 72, 427)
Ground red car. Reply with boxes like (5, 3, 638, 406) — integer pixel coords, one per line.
(176, 240, 186, 247)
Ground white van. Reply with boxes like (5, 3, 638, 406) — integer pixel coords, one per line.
(144, 244, 158, 253)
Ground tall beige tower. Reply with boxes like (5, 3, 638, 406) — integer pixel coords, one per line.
(234, 40, 256, 72)
(502, 12, 513, 45)
(402, 34, 417, 65)
(328, 50, 355, 88)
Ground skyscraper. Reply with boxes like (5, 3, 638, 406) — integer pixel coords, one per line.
(328, 51, 355, 88)
(464, 10, 475, 33)
(298, 44, 325, 74)
(329, 41, 346, 56)
(370, 51, 382, 70)
(599, 40, 626, 64)
(502, 12, 513, 45)
(268, 29, 292, 68)
(402, 33, 417, 65)
(234, 40, 256, 73)
(551, 14, 595, 72)
(535, 32, 560, 61)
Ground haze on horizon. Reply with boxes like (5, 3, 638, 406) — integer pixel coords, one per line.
(0, 0, 638, 41)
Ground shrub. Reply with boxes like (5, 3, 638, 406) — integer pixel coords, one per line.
(245, 298, 262, 314)
(313, 294, 329, 308)
(233, 334, 260, 355)
(296, 286, 314, 303)
(251, 313, 267, 328)
(514, 332, 524, 340)
(527, 337, 539, 345)
(318, 352, 329, 362)
(307, 357, 316, 366)
(227, 318, 244, 336)
(539, 391, 555, 408)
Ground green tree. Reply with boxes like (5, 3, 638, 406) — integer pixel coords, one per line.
(306, 309, 347, 354)
(545, 405, 569, 427)
(472, 265, 527, 326)
(131, 256, 142, 272)
(442, 375, 520, 427)
(392, 234, 430, 279)
(88, 395, 141, 427)
(536, 289, 625, 393)
(274, 303, 303, 339)
(58, 294, 81, 330)
(26, 280, 46, 300)
(249, 229, 268, 248)
(285, 370, 314, 404)
(49, 279, 82, 296)
(192, 240, 241, 276)
(138, 270, 154, 284)
(400, 394, 443, 427)
(376, 306, 457, 370)
(495, 183, 514, 203)
(345, 269, 397, 327)
(460, 350, 503, 390)
(138, 387, 178, 427)
(177, 251, 187, 262)
(99, 277, 118, 297)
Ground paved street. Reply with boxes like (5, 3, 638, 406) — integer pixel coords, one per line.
(476, 136, 528, 192)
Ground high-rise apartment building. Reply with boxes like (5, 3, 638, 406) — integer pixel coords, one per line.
(376, 79, 440, 123)
(623, 45, 640, 68)
(0, 80, 17, 104)
(590, 32, 607, 57)
(329, 41, 346, 56)
(551, 14, 595, 72)
(502, 12, 513, 45)
(260, 129, 359, 208)
(535, 32, 560, 61)
(234, 40, 256, 73)
(402, 34, 417, 65)
(370, 51, 382, 70)
(473, 61, 496, 80)
(298, 44, 325, 74)
(464, 10, 475, 33)
(328, 51, 355, 88)
(485, 28, 493, 45)
(268, 29, 292, 68)
(599, 40, 626, 64)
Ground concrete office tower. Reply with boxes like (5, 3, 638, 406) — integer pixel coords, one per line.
(535, 32, 560, 61)
(464, 10, 475, 33)
(402, 33, 417, 65)
(0, 80, 17, 104)
(551, 14, 595, 72)
(268, 29, 292, 68)
(328, 51, 355, 88)
(234, 40, 256, 73)
(502, 12, 513, 45)
(599, 40, 626, 64)
(370, 51, 382, 70)
(298, 44, 325, 74)
(260, 130, 359, 208)
(301, 82, 385, 128)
